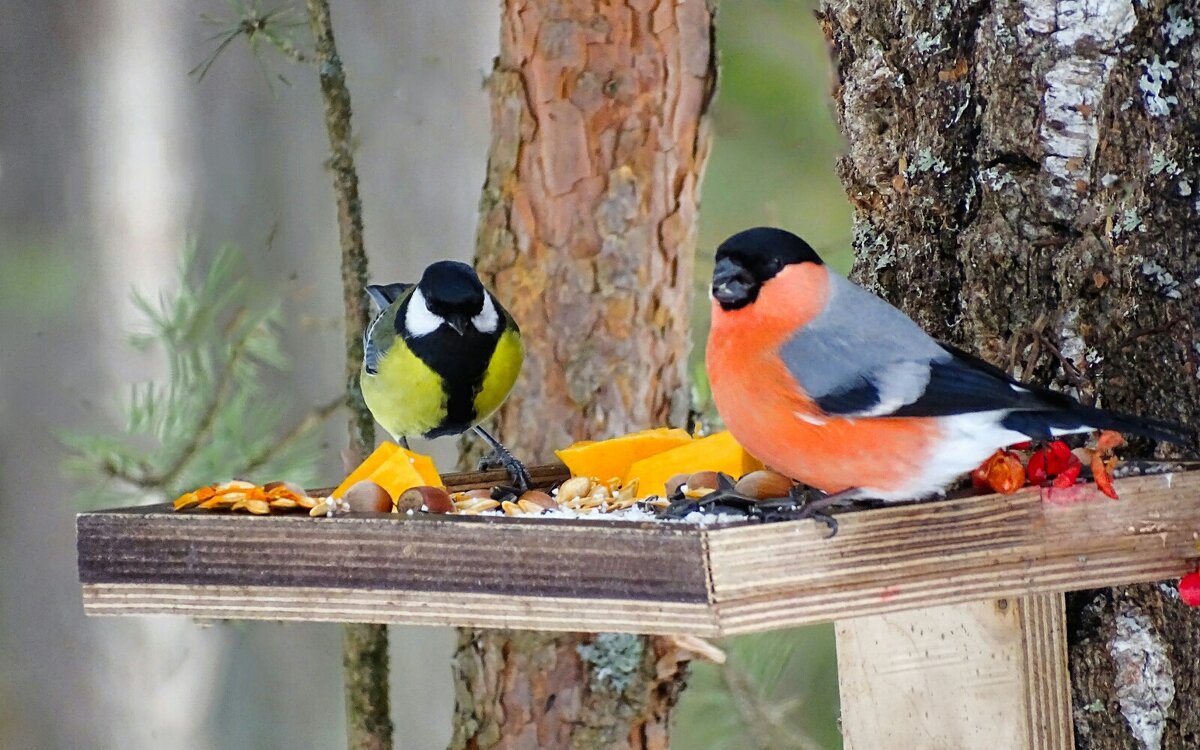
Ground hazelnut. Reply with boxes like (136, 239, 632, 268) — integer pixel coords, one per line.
(398, 485, 453, 514)
(344, 480, 394, 513)
(734, 470, 795, 500)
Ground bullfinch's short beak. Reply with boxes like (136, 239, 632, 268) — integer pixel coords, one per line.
(712, 257, 756, 307)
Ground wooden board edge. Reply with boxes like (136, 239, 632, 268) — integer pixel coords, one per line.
(80, 582, 722, 637)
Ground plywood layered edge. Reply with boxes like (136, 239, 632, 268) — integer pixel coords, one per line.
(77, 470, 1200, 635)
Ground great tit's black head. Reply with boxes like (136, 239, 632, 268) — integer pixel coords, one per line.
(711, 227, 824, 310)
(410, 260, 497, 336)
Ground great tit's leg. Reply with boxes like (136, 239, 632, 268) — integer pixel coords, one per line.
(398, 436, 410, 451)
(473, 425, 532, 492)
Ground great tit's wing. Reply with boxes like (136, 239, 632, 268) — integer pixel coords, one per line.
(367, 282, 413, 311)
(362, 284, 413, 375)
(779, 273, 1055, 419)
(363, 332, 381, 375)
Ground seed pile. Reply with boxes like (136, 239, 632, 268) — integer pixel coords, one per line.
(173, 469, 799, 521)
(173, 480, 324, 515)
(439, 476, 666, 517)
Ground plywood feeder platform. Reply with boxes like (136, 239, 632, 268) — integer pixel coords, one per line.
(78, 465, 1200, 749)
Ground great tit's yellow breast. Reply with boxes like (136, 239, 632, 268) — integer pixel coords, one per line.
(474, 328, 522, 421)
(361, 337, 447, 439)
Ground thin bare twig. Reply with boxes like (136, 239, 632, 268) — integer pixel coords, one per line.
(304, 1, 392, 748)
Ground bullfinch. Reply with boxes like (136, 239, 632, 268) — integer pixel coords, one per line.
(360, 260, 530, 489)
(706, 227, 1193, 507)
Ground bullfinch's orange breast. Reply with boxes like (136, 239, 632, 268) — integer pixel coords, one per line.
(706, 263, 938, 494)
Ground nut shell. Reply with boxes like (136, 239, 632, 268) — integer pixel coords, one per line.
(399, 485, 453, 514)
(685, 471, 721, 491)
(733, 470, 794, 500)
(664, 473, 691, 496)
(518, 490, 557, 509)
(344, 480, 394, 513)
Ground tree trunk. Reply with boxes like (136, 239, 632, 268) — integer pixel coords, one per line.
(454, 0, 717, 747)
(820, 0, 1199, 746)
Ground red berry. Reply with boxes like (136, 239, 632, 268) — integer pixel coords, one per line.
(1180, 572, 1200, 607)
(1027, 451, 1048, 484)
(1051, 454, 1083, 488)
(1046, 441, 1072, 475)
(1010, 440, 1032, 450)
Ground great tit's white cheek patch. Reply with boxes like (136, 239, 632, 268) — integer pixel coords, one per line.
(472, 294, 499, 333)
(405, 288, 444, 337)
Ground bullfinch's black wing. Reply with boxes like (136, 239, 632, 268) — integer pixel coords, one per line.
(779, 273, 1192, 444)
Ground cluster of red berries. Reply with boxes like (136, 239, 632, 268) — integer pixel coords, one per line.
(970, 432, 1125, 499)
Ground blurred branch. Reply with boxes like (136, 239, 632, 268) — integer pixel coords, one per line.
(66, 245, 331, 508)
(149, 308, 253, 488)
(303, 1, 392, 748)
(239, 394, 343, 476)
(720, 658, 823, 750)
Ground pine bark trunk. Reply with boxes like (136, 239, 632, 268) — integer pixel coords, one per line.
(453, 1, 717, 748)
(819, 0, 1200, 746)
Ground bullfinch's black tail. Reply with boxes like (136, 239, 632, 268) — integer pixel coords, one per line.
(1002, 405, 1195, 445)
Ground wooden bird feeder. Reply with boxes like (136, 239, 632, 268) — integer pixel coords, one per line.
(77, 466, 1200, 749)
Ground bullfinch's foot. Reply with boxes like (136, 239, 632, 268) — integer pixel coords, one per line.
(473, 426, 532, 492)
(773, 486, 864, 538)
(660, 474, 799, 519)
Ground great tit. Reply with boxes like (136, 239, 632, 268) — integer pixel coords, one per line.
(360, 260, 531, 489)
(706, 227, 1192, 507)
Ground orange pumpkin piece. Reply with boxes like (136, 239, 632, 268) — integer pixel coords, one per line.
(624, 431, 764, 499)
(332, 442, 442, 499)
(555, 428, 692, 482)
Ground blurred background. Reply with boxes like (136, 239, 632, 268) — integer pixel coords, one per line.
(0, 1, 850, 748)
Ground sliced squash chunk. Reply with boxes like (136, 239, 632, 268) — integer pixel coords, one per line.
(555, 427, 692, 481)
(624, 431, 764, 499)
(333, 442, 443, 499)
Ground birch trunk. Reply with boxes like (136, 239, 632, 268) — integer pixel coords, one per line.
(819, 0, 1200, 746)
(453, 1, 718, 747)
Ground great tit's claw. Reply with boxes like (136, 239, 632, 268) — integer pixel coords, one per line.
(482, 447, 531, 492)
(476, 453, 504, 471)
(473, 426, 532, 492)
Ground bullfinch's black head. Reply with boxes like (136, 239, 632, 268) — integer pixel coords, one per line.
(712, 227, 824, 310)
(410, 260, 496, 336)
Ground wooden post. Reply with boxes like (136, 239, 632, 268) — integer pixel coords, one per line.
(837, 595, 1073, 749)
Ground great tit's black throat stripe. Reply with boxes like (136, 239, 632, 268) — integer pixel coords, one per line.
(404, 322, 502, 438)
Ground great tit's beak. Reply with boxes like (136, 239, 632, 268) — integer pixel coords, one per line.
(445, 315, 468, 336)
(712, 257, 756, 307)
